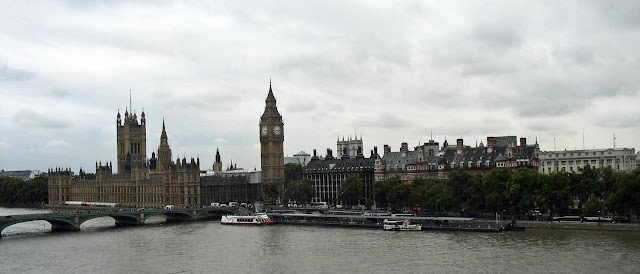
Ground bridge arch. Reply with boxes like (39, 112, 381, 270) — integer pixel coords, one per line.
(145, 211, 194, 222)
(194, 209, 233, 220)
(1, 217, 76, 237)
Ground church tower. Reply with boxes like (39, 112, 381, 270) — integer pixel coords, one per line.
(259, 82, 285, 192)
(156, 118, 172, 173)
(213, 148, 222, 172)
(116, 103, 147, 174)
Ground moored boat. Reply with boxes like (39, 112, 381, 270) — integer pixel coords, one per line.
(382, 219, 422, 231)
(221, 213, 275, 225)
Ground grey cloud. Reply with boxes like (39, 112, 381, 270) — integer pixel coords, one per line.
(595, 114, 640, 129)
(13, 109, 73, 129)
(354, 113, 406, 129)
(0, 65, 35, 81)
(285, 100, 317, 114)
(471, 25, 522, 50)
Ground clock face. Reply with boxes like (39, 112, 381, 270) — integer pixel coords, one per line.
(273, 126, 281, 135)
(261, 126, 268, 136)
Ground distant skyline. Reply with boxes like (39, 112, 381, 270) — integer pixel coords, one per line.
(1, 1, 639, 173)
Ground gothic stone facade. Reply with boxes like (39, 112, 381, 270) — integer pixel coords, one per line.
(48, 109, 200, 208)
(259, 83, 285, 193)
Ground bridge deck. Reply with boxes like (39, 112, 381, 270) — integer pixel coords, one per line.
(1, 207, 234, 237)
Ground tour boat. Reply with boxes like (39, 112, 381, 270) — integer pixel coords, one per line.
(382, 219, 422, 231)
(220, 213, 275, 225)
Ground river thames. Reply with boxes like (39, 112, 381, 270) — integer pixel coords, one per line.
(2, 207, 640, 273)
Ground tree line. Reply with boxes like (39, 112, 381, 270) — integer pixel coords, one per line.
(273, 163, 640, 222)
(374, 166, 640, 222)
(0, 175, 49, 206)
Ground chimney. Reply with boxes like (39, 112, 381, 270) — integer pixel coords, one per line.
(487, 137, 496, 148)
(456, 138, 463, 150)
(520, 138, 526, 147)
(374, 146, 378, 155)
(384, 145, 390, 155)
(401, 142, 408, 157)
(456, 138, 463, 154)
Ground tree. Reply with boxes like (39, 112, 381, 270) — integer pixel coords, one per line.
(0, 175, 48, 205)
(582, 196, 603, 217)
(284, 163, 303, 184)
(339, 174, 364, 207)
(507, 168, 540, 215)
(536, 172, 572, 222)
(374, 176, 401, 210)
(262, 182, 280, 203)
(482, 168, 511, 213)
(388, 182, 412, 212)
(606, 169, 640, 223)
(464, 174, 485, 214)
(448, 169, 471, 212)
(284, 178, 315, 205)
(422, 178, 453, 212)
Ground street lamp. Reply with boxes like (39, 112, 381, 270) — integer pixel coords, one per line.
(598, 210, 602, 229)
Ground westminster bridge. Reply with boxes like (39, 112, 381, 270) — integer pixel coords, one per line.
(0, 207, 235, 237)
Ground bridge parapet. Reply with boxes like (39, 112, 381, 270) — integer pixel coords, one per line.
(1, 207, 235, 237)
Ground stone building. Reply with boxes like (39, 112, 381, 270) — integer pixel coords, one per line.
(538, 147, 636, 173)
(337, 136, 363, 159)
(200, 169, 262, 204)
(303, 147, 377, 206)
(48, 107, 200, 208)
(375, 136, 539, 182)
(259, 83, 285, 193)
(0, 170, 41, 181)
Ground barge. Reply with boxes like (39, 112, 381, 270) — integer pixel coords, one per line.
(266, 212, 506, 232)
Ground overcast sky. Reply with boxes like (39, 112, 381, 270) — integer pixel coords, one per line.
(1, 1, 639, 173)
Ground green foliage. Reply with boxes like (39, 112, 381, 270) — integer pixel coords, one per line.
(338, 174, 364, 207)
(606, 169, 640, 222)
(369, 166, 640, 218)
(507, 168, 540, 215)
(373, 176, 401, 209)
(261, 182, 280, 203)
(582, 196, 603, 216)
(364, 198, 374, 210)
(482, 168, 510, 212)
(536, 172, 572, 219)
(284, 178, 315, 205)
(284, 163, 303, 184)
(0, 175, 49, 205)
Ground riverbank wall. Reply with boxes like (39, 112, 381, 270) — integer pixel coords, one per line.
(515, 220, 640, 231)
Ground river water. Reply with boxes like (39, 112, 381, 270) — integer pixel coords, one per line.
(2, 207, 640, 273)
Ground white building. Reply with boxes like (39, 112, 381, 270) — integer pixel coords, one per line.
(538, 148, 636, 173)
(0, 170, 41, 181)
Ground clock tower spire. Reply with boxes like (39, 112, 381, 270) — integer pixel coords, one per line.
(260, 81, 285, 199)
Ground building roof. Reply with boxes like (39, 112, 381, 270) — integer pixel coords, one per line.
(304, 157, 375, 171)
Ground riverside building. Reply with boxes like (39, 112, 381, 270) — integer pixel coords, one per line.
(375, 136, 540, 182)
(303, 146, 378, 207)
(538, 147, 636, 173)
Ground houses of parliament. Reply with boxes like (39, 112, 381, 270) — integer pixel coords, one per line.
(48, 85, 285, 208)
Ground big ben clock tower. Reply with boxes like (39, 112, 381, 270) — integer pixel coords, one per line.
(260, 82, 285, 194)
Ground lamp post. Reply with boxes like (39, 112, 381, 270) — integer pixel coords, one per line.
(598, 210, 602, 229)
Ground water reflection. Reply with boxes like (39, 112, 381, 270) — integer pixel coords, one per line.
(2, 207, 640, 273)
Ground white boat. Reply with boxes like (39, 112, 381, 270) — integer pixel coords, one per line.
(221, 213, 275, 225)
(383, 219, 422, 231)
